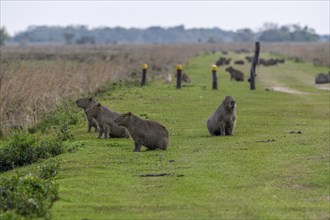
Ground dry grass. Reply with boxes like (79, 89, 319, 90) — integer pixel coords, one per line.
(0, 42, 329, 135)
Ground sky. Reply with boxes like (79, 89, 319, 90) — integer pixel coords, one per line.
(1, 1, 329, 36)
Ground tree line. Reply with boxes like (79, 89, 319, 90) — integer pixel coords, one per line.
(1, 23, 329, 46)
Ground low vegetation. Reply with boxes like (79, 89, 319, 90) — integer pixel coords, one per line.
(0, 46, 329, 219)
(0, 160, 59, 219)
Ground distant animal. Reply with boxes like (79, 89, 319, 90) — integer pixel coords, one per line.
(245, 56, 253, 63)
(85, 103, 129, 139)
(182, 73, 191, 83)
(115, 112, 169, 152)
(225, 66, 244, 81)
(207, 96, 237, 136)
(234, 60, 245, 65)
(315, 72, 330, 84)
(216, 57, 231, 66)
(258, 58, 285, 66)
(235, 48, 249, 54)
(76, 97, 100, 132)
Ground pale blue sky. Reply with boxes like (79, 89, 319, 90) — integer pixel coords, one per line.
(1, 1, 329, 35)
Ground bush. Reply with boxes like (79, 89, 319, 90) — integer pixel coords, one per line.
(56, 124, 73, 141)
(35, 139, 63, 159)
(37, 160, 59, 179)
(0, 132, 37, 172)
(0, 132, 64, 173)
(0, 162, 59, 218)
(29, 100, 79, 134)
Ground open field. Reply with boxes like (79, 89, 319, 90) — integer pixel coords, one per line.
(1, 43, 329, 136)
(1, 48, 329, 219)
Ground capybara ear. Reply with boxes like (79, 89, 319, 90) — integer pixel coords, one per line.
(88, 97, 93, 102)
(97, 103, 101, 107)
(128, 112, 132, 116)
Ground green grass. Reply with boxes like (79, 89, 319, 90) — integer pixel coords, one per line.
(1, 52, 329, 219)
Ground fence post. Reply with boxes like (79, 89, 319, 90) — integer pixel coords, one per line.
(140, 64, 148, 86)
(176, 64, 182, 89)
(212, 65, 218, 90)
(249, 42, 260, 90)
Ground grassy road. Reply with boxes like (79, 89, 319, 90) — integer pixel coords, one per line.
(2, 51, 329, 219)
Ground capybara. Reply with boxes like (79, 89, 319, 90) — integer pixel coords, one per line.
(76, 97, 99, 132)
(182, 73, 191, 83)
(234, 60, 245, 65)
(207, 96, 237, 136)
(114, 112, 169, 152)
(85, 103, 129, 139)
(216, 57, 231, 66)
(315, 72, 330, 84)
(225, 66, 244, 81)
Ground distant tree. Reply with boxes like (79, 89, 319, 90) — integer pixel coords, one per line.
(206, 36, 224, 44)
(63, 32, 74, 44)
(234, 28, 254, 42)
(258, 23, 319, 42)
(0, 27, 9, 46)
(75, 36, 95, 45)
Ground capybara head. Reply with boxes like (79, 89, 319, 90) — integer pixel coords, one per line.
(76, 97, 97, 110)
(223, 96, 236, 111)
(85, 103, 102, 118)
(115, 112, 133, 127)
(225, 66, 234, 72)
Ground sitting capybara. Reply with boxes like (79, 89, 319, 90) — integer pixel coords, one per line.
(115, 112, 169, 152)
(182, 73, 191, 83)
(76, 97, 99, 132)
(315, 72, 330, 84)
(207, 96, 237, 136)
(225, 66, 244, 81)
(85, 103, 129, 139)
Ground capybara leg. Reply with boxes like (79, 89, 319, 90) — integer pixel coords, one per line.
(104, 127, 110, 139)
(220, 125, 226, 136)
(98, 128, 104, 138)
(133, 143, 142, 152)
(226, 127, 233, 135)
(88, 124, 92, 133)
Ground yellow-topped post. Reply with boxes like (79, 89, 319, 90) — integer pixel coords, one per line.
(212, 64, 218, 90)
(176, 64, 183, 89)
(140, 63, 148, 86)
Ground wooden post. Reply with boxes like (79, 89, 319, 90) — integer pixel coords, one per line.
(249, 42, 260, 90)
(176, 64, 182, 89)
(140, 64, 148, 86)
(212, 65, 218, 90)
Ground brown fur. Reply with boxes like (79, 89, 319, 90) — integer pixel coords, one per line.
(182, 73, 191, 83)
(75, 97, 99, 132)
(115, 112, 169, 152)
(225, 66, 244, 81)
(315, 72, 330, 84)
(85, 103, 129, 139)
(207, 96, 237, 136)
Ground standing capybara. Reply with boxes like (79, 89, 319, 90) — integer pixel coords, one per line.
(207, 96, 237, 136)
(114, 112, 169, 152)
(85, 103, 129, 139)
(225, 66, 244, 81)
(76, 97, 100, 132)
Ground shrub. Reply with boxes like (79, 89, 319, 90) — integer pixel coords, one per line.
(0, 132, 64, 173)
(37, 160, 60, 179)
(0, 132, 37, 172)
(56, 124, 73, 141)
(0, 162, 59, 218)
(35, 139, 63, 159)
